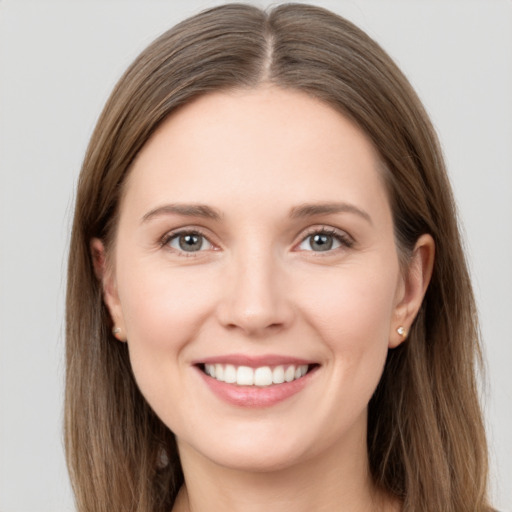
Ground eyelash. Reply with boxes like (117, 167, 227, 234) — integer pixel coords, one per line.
(160, 228, 213, 257)
(298, 227, 354, 253)
(159, 226, 354, 256)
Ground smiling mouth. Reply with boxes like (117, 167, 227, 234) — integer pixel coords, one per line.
(198, 363, 318, 387)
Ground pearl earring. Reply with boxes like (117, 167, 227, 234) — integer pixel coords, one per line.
(112, 326, 121, 336)
(397, 326, 407, 337)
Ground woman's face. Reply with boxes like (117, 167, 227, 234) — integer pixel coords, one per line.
(100, 87, 416, 472)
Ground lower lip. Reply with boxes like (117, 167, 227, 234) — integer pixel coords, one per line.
(196, 366, 318, 408)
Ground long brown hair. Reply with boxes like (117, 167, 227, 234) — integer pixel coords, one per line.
(65, 4, 491, 511)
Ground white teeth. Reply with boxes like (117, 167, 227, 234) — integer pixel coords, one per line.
(203, 363, 311, 386)
(254, 367, 273, 386)
(236, 366, 254, 385)
(224, 364, 236, 383)
(272, 365, 285, 384)
(215, 364, 224, 381)
(284, 365, 295, 382)
(293, 365, 308, 379)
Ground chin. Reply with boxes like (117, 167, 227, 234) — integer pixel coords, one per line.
(202, 441, 310, 473)
(176, 416, 341, 475)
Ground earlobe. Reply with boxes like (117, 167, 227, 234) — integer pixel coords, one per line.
(389, 234, 435, 348)
(90, 238, 127, 341)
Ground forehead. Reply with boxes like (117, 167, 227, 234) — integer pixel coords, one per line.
(122, 86, 390, 222)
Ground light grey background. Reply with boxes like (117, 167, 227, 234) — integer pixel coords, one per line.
(0, 1, 511, 510)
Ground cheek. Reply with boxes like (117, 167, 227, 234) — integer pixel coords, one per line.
(296, 260, 398, 399)
(118, 262, 217, 348)
(114, 262, 226, 434)
(299, 261, 398, 345)
(115, 262, 219, 402)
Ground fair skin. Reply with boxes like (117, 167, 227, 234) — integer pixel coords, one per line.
(92, 86, 434, 512)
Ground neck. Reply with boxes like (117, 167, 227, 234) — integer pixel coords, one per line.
(172, 428, 399, 512)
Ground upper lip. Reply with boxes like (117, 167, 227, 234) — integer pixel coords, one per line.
(193, 354, 317, 368)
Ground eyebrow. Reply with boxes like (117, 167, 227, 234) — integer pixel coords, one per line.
(289, 202, 373, 224)
(141, 201, 372, 225)
(141, 203, 222, 223)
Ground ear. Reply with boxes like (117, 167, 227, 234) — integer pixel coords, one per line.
(90, 238, 127, 342)
(389, 234, 435, 348)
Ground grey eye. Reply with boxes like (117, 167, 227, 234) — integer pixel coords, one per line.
(168, 232, 212, 252)
(298, 232, 342, 252)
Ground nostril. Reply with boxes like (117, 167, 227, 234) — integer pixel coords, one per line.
(220, 313, 288, 336)
(215, 272, 294, 335)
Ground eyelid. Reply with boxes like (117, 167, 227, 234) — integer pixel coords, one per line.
(158, 224, 354, 255)
(294, 225, 354, 252)
(160, 227, 219, 255)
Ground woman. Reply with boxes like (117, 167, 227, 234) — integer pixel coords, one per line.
(65, 3, 493, 511)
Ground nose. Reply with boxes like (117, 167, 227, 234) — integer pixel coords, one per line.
(216, 247, 294, 337)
